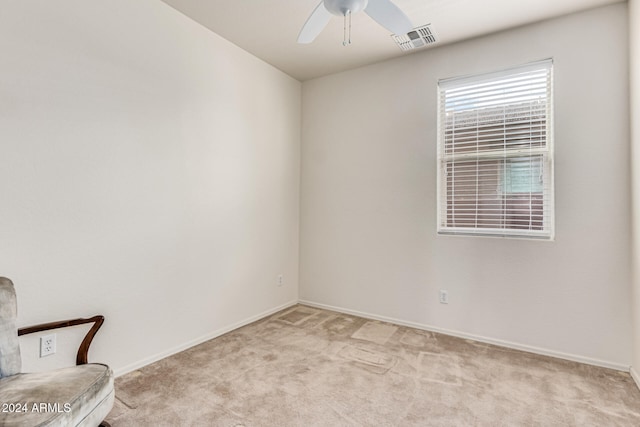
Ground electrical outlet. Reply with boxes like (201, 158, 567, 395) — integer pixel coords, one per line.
(439, 290, 449, 304)
(40, 334, 56, 357)
(277, 274, 283, 287)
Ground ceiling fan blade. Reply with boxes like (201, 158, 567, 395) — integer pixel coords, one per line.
(364, 0, 413, 35)
(297, 1, 332, 44)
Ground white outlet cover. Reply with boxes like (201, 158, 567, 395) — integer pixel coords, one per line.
(439, 290, 449, 304)
(40, 333, 56, 357)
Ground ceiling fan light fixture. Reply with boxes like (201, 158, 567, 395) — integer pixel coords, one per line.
(324, 0, 368, 16)
(297, 0, 414, 45)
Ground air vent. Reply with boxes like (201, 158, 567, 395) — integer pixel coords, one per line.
(392, 24, 437, 51)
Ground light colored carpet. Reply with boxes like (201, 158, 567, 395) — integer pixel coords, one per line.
(106, 305, 640, 426)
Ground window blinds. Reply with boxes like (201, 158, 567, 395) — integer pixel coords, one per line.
(437, 60, 554, 239)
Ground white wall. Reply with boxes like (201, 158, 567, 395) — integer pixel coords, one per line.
(630, 0, 640, 385)
(300, 4, 631, 368)
(0, 0, 301, 375)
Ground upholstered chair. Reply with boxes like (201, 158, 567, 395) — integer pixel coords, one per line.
(0, 277, 114, 427)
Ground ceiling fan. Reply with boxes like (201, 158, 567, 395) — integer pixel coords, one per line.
(297, 0, 413, 46)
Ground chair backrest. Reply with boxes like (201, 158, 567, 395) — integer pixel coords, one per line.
(0, 277, 21, 377)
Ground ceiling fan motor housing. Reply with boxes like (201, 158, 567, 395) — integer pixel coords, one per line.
(324, 0, 369, 16)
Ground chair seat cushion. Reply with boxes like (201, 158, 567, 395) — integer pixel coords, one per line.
(0, 363, 114, 427)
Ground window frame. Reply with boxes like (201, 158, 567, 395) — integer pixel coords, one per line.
(436, 59, 555, 240)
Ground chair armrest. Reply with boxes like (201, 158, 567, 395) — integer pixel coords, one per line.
(17, 315, 104, 366)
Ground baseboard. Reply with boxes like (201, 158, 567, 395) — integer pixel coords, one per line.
(113, 300, 297, 377)
(113, 298, 632, 377)
(631, 366, 640, 391)
(299, 299, 629, 372)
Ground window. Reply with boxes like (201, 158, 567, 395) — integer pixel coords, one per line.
(437, 60, 554, 239)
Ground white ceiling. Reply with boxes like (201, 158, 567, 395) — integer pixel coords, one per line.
(160, 0, 623, 81)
